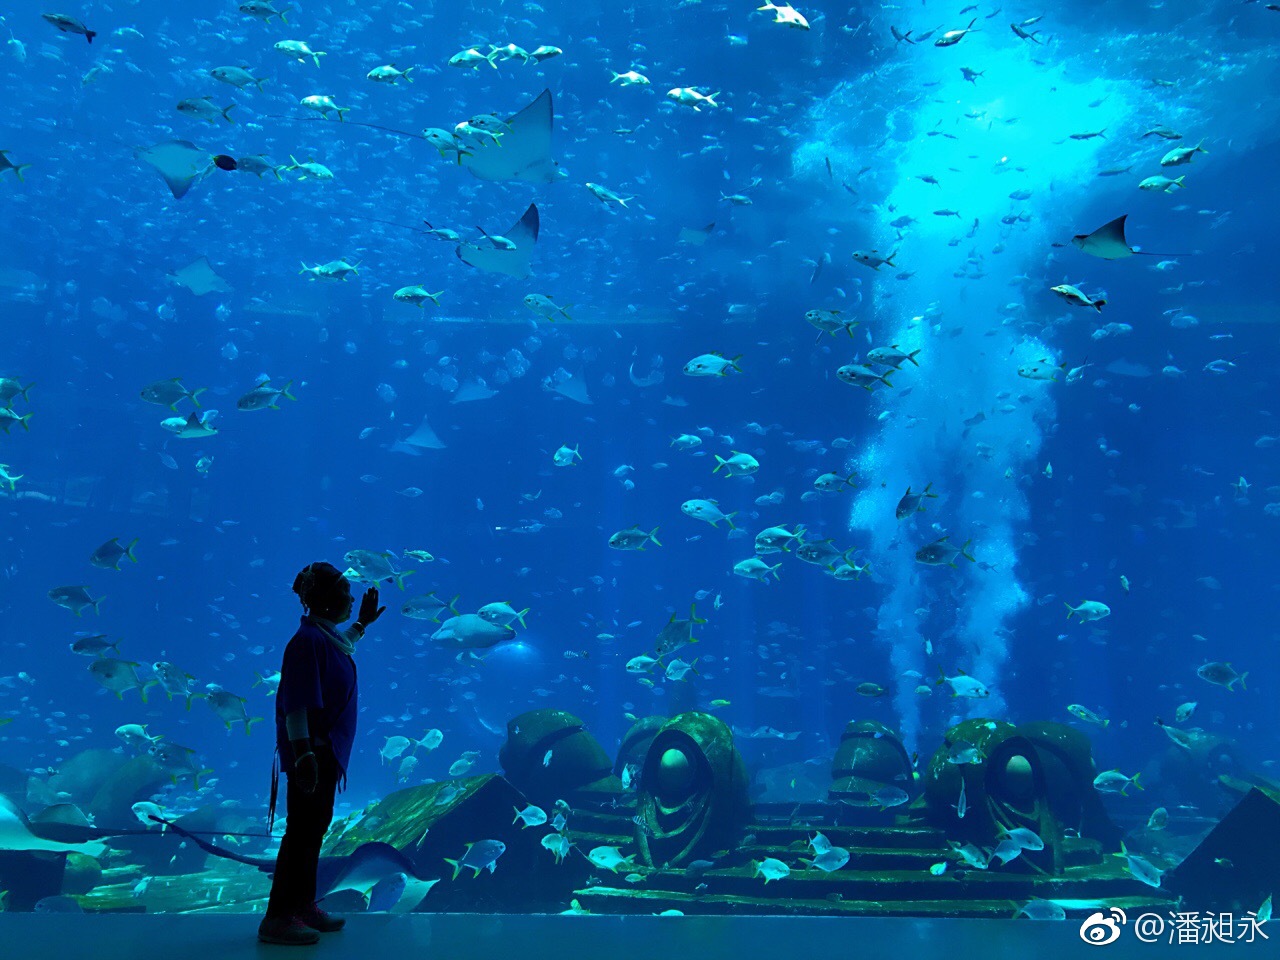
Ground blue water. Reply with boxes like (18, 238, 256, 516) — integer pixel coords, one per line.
(0, 0, 1277, 899)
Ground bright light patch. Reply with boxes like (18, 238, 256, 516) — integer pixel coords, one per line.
(801, 34, 1139, 751)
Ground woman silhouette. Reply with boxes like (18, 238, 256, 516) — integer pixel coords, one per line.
(258, 561, 384, 946)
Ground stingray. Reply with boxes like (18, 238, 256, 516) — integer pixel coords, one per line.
(542, 371, 592, 404)
(0, 796, 107, 858)
(135, 140, 217, 199)
(450, 378, 498, 403)
(628, 363, 664, 388)
(153, 816, 437, 911)
(460, 89, 562, 184)
(457, 204, 539, 279)
(275, 89, 561, 185)
(678, 222, 715, 246)
(29, 803, 94, 841)
(169, 256, 232, 295)
(390, 414, 445, 453)
(1071, 214, 1181, 260)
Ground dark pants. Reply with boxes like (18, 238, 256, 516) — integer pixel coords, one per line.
(265, 746, 338, 919)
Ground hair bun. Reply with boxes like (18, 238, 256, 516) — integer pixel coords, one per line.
(292, 564, 316, 598)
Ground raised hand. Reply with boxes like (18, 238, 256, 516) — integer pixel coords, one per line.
(359, 586, 386, 627)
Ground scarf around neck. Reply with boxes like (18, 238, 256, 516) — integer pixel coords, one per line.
(311, 615, 359, 656)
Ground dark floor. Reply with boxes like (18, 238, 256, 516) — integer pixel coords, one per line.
(0, 913, 1257, 960)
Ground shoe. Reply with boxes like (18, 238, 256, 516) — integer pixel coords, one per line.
(258, 915, 321, 946)
(298, 902, 346, 933)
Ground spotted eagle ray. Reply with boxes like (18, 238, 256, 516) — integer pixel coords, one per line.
(278, 89, 562, 185)
(1071, 215, 1183, 260)
(459, 89, 563, 184)
(457, 205, 539, 279)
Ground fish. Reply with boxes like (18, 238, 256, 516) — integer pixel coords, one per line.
(445, 840, 507, 878)
(401, 593, 463, 624)
(431, 614, 516, 649)
(233, 155, 281, 179)
(477, 602, 530, 629)
(757, 2, 810, 30)
(89, 537, 139, 571)
(203, 688, 262, 733)
(915, 536, 976, 567)
(1196, 662, 1247, 691)
(0, 150, 32, 182)
(141, 378, 205, 412)
(836, 364, 893, 391)
(176, 97, 236, 125)
(367, 64, 414, 84)
(934, 18, 978, 46)
(42, 14, 96, 43)
(69, 635, 119, 657)
(653, 604, 706, 659)
(588, 845, 636, 874)
(895, 484, 938, 519)
(1139, 175, 1186, 193)
(733, 558, 782, 582)
(1114, 841, 1164, 888)
(513, 804, 548, 828)
(681, 499, 738, 529)
(210, 65, 267, 90)
(88, 659, 156, 701)
(666, 88, 720, 112)
(1093, 769, 1143, 796)
(1068, 704, 1110, 727)
(852, 249, 896, 270)
(237, 379, 298, 411)
(936, 668, 991, 699)
(240, 2, 291, 23)
(683, 353, 743, 377)
(344, 550, 411, 588)
(49, 586, 104, 616)
(1065, 600, 1110, 622)
(713, 452, 759, 477)
(752, 857, 790, 882)
(609, 525, 662, 551)
(394, 286, 443, 308)
(273, 40, 326, 67)
(1051, 284, 1107, 312)
(1160, 140, 1208, 167)
(301, 259, 360, 281)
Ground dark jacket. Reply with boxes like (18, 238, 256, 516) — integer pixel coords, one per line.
(274, 616, 359, 789)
